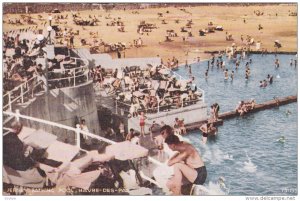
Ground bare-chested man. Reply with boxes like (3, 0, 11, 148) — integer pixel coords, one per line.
(154, 125, 174, 159)
(200, 122, 217, 144)
(165, 134, 207, 195)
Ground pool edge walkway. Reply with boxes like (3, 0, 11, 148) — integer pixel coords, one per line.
(185, 95, 297, 132)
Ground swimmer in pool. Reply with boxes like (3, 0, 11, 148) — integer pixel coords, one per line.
(286, 110, 292, 115)
(224, 69, 229, 80)
(205, 69, 208, 79)
(230, 71, 234, 80)
(277, 136, 286, 143)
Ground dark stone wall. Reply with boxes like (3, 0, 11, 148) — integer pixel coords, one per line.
(21, 81, 101, 144)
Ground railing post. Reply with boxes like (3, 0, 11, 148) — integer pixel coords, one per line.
(32, 84, 34, 98)
(157, 96, 160, 113)
(115, 99, 118, 114)
(86, 67, 89, 81)
(45, 58, 49, 93)
(21, 85, 24, 103)
(76, 124, 81, 148)
(8, 92, 12, 111)
(15, 109, 20, 122)
(73, 69, 76, 87)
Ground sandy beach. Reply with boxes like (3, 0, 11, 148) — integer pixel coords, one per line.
(3, 4, 297, 64)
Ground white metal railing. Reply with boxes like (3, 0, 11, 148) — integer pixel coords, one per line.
(74, 57, 89, 66)
(3, 57, 90, 112)
(3, 110, 115, 145)
(115, 95, 203, 116)
(168, 68, 205, 103)
(3, 75, 37, 100)
(47, 56, 90, 89)
(3, 76, 44, 112)
(48, 65, 90, 88)
(2, 56, 88, 109)
(3, 110, 165, 188)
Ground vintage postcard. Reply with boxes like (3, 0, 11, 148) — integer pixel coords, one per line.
(2, 2, 298, 199)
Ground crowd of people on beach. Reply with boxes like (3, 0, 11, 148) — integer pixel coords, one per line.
(4, 12, 144, 56)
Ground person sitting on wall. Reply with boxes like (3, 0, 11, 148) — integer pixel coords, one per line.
(178, 118, 187, 135)
(213, 103, 220, 121)
(235, 101, 245, 115)
(244, 99, 256, 111)
(3, 121, 46, 187)
(173, 118, 181, 135)
(165, 134, 207, 195)
(125, 128, 135, 141)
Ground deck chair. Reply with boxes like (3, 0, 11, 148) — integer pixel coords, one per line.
(160, 80, 167, 88)
(105, 69, 113, 77)
(3, 165, 46, 189)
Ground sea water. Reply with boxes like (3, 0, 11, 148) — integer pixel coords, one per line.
(177, 54, 298, 196)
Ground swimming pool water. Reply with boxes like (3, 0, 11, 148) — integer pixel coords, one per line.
(177, 54, 297, 112)
(177, 54, 298, 196)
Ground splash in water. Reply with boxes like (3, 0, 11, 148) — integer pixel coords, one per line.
(243, 153, 257, 173)
(179, 135, 191, 143)
(223, 154, 234, 161)
(202, 145, 226, 165)
(192, 179, 229, 195)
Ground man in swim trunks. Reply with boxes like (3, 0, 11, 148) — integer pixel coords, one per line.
(165, 134, 207, 195)
(200, 122, 215, 144)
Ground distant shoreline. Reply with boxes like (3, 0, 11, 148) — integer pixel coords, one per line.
(3, 2, 297, 14)
(204, 50, 297, 55)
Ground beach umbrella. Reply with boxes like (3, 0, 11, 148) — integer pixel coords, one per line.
(103, 77, 115, 85)
(194, 91, 202, 96)
(181, 93, 189, 99)
(51, 9, 61, 13)
(133, 91, 144, 97)
(28, 48, 40, 57)
(106, 141, 148, 161)
(159, 69, 170, 75)
(5, 48, 15, 57)
(36, 34, 44, 41)
(168, 88, 180, 92)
